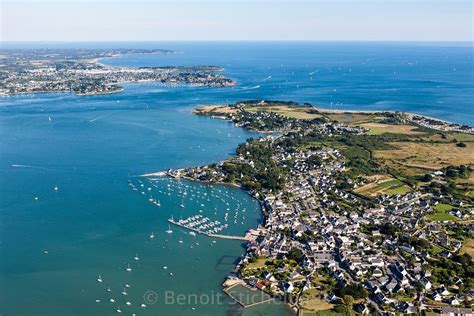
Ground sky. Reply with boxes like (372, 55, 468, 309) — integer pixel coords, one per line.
(1, 0, 473, 42)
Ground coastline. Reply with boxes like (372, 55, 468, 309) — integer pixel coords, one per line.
(194, 102, 474, 131)
(142, 100, 474, 314)
(1, 49, 235, 97)
(310, 106, 457, 126)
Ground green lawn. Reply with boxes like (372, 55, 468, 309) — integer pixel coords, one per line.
(433, 204, 454, 212)
(300, 310, 342, 316)
(427, 204, 457, 221)
(244, 257, 271, 270)
(430, 245, 443, 254)
(357, 178, 411, 196)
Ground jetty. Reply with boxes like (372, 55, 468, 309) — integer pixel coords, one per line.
(168, 219, 251, 241)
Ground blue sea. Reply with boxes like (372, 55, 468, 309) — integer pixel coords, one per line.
(0, 42, 473, 316)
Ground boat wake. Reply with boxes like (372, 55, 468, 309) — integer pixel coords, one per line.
(89, 115, 107, 122)
(11, 164, 51, 171)
(241, 85, 260, 90)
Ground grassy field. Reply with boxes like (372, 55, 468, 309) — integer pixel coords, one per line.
(246, 105, 322, 120)
(434, 204, 454, 212)
(427, 204, 457, 221)
(374, 141, 474, 172)
(354, 175, 411, 196)
(322, 112, 382, 124)
(193, 105, 238, 115)
(460, 238, 474, 257)
(359, 123, 424, 135)
(244, 257, 270, 270)
(299, 290, 334, 312)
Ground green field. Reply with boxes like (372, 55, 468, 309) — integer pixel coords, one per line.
(427, 204, 457, 221)
(355, 177, 411, 196)
(433, 204, 454, 212)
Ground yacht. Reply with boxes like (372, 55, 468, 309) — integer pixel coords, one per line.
(149, 232, 155, 239)
(126, 264, 132, 272)
(97, 274, 103, 283)
(165, 225, 173, 234)
(134, 254, 139, 261)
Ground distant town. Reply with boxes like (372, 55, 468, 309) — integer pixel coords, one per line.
(155, 101, 474, 315)
(0, 48, 236, 96)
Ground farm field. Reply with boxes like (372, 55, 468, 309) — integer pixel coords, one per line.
(354, 175, 411, 196)
(374, 141, 474, 172)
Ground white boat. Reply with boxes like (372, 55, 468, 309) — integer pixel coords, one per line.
(121, 288, 127, 295)
(110, 298, 115, 303)
(126, 264, 132, 272)
(106, 287, 111, 292)
(150, 232, 155, 239)
(97, 274, 103, 283)
(189, 231, 196, 236)
(54, 186, 58, 191)
(134, 254, 139, 261)
(179, 237, 183, 244)
(165, 225, 173, 234)
(140, 303, 147, 308)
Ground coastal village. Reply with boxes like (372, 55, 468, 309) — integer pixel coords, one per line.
(0, 48, 235, 96)
(161, 101, 474, 315)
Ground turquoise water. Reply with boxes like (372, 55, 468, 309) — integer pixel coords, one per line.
(1, 42, 473, 316)
(100, 41, 474, 125)
(0, 89, 293, 315)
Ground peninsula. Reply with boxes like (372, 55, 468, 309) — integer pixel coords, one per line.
(0, 48, 236, 96)
(153, 100, 474, 315)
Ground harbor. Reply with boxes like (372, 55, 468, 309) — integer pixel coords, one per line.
(168, 217, 252, 241)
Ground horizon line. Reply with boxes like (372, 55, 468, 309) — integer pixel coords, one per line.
(2, 39, 473, 44)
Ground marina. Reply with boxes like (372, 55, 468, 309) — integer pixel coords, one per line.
(127, 175, 259, 240)
(168, 218, 251, 241)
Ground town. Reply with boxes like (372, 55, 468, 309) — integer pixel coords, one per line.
(167, 101, 473, 315)
(0, 48, 236, 96)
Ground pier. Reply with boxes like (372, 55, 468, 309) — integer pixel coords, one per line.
(168, 219, 251, 241)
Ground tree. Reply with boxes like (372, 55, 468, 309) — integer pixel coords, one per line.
(287, 247, 303, 262)
(343, 295, 354, 306)
(338, 283, 368, 299)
